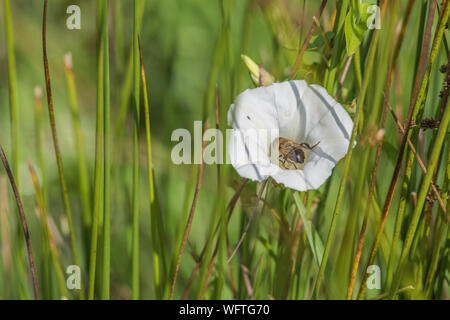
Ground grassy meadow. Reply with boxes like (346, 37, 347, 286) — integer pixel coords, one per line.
(0, 0, 448, 300)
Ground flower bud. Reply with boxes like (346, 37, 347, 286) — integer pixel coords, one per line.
(241, 54, 275, 87)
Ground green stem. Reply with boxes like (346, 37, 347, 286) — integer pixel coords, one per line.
(385, 1, 429, 289)
(312, 22, 381, 299)
(4, 0, 19, 182)
(88, 0, 106, 300)
(101, 0, 111, 300)
(389, 98, 450, 298)
(357, 0, 445, 300)
(132, 0, 141, 300)
(43, 0, 83, 299)
(63, 54, 92, 236)
(138, 36, 160, 297)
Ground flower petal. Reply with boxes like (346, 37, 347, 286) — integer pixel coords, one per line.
(228, 80, 354, 191)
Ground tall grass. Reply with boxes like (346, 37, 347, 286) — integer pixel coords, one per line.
(0, 0, 448, 300)
(131, 0, 141, 300)
(42, 0, 83, 299)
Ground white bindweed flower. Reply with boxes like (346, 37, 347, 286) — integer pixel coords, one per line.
(227, 80, 354, 191)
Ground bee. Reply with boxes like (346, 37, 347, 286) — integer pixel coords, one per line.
(276, 137, 320, 170)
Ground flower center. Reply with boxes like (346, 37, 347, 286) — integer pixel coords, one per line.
(270, 137, 319, 170)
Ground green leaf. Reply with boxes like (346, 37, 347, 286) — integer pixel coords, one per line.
(307, 31, 334, 50)
(303, 50, 323, 65)
(293, 192, 324, 267)
(344, 1, 373, 55)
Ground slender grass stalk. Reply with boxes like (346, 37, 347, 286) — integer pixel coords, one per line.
(115, 0, 146, 134)
(204, 0, 234, 300)
(0, 177, 13, 297)
(293, 192, 324, 267)
(324, 0, 349, 93)
(101, 0, 111, 300)
(191, 25, 229, 300)
(4, 0, 19, 182)
(137, 37, 155, 204)
(369, 285, 415, 300)
(137, 36, 161, 298)
(385, 0, 430, 291)
(164, 166, 197, 298)
(312, 16, 331, 54)
(0, 146, 39, 300)
(28, 162, 67, 298)
(346, 0, 414, 299)
(34, 86, 47, 213)
(353, 49, 362, 92)
(289, 0, 328, 79)
(387, 102, 446, 213)
(423, 61, 450, 295)
(88, 0, 106, 300)
(213, 85, 228, 300)
(63, 53, 92, 235)
(389, 96, 450, 298)
(132, 0, 141, 300)
(423, 142, 449, 296)
(228, 179, 269, 263)
(336, 54, 353, 99)
(33, 86, 51, 298)
(312, 2, 385, 298)
(357, 0, 448, 299)
(181, 178, 248, 299)
(169, 122, 208, 300)
(113, 0, 124, 72)
(4, 0, 28, 298)
(42, 0, 83, 299)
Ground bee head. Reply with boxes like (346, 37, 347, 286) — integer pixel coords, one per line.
(293, 149, 305, 163)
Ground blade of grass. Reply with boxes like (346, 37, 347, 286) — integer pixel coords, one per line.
(227, 179, 269, 264)
(34, 86, 47, 214)
(169, 122, 208, 299)
(138, 35, 161, 298)
(423, 142, 449, 296)
(0, 146, 39, 299)
(63, 53, 92, 237)
(42, 0, 83, 299)
(88, 0, 106, 300)
(384, 0, 430, 292)
(346, 0, 414, 299)
(28, 161, 67, 298)
(101, 0, 111, 300)
(357, 0, 447, 299)
(289, 0, 328, 79)
(131, 0, 141, 300)
(4, 0, 28, 298)
(293, 192, 324, 267)
(312, 1, 385, 298)
(115, 0, 146, 134)
(387, 102, 447, 215)
(4, 0, 19, 182)
(389, 90, 450, 298)
(182, 177, 248, 298)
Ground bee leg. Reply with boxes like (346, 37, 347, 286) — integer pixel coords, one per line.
(301, 141, 320, 150)
(278, 154, 286, 168)
(310, 141, 320, 149)
(279, 154, 291, 169)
